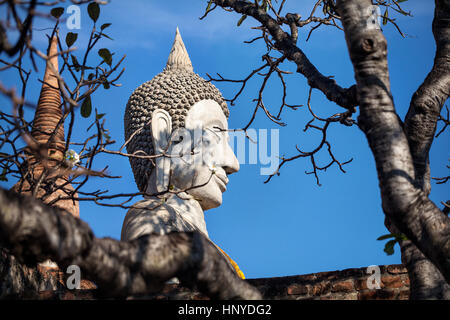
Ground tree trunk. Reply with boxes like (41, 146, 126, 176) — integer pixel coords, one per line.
(336, 0, 450, 284)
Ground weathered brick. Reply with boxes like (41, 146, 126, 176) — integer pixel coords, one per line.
(300, 274, 318, 281)
(331, 279, 354, 293)
(341, 292, 358, 300)
(287, 284, 309, 295)
(319, 292, 358, 300)
(402, 275, 410, 286)
(80, 279, 97, 290)
(387, 264, 407, 275)
(381, 275, 403, 289)
(312, 281, 331, 296)
(398, 289, 410, 300)
(356, 276, 385, 290)
(356, 278, 368, 290)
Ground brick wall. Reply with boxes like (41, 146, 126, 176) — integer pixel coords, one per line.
(134, 264, 410, 300)
(0, 248, 95, 299)
(247, 264, 410, 300)
(2, 256, 410, 299)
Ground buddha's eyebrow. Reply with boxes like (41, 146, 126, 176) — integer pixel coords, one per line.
(205, 127, 221, 137)
(211, 125, 227, 132)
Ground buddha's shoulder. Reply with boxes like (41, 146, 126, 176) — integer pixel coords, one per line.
(124, 198, 176, 221)
(127, 198, 167, 210)
(121, 198, 197, 241)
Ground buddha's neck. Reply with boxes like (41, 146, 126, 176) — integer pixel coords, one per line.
(145, 173, 209, 237)
(166, 192, 209, 237)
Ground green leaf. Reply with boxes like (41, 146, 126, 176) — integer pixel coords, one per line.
(237, 15, 247, 27)
(378, 233, 408, 242)
(96, 113, 105, 120)
(87, 2, 100, 23)
(65, 32, 78, 47)
(81, 96, 92, 118)
(87, 73, 95, 81)
(383, 239, 397, 256)
(50, 7, 64, 19)
(100, 23, 111, 30)
(383, 9, 388, 25)
(103, 81, 110, 89)
(377, 234, 396, 241)
(98, 48, 112, 66)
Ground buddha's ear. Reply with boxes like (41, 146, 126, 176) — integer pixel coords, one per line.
(151, 109, 172, 192)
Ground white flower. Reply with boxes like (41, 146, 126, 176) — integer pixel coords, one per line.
(208, 163, 216, 174)
(65, 149, 80, 168)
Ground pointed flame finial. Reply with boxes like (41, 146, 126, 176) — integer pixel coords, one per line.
(165, 27, 193, 72)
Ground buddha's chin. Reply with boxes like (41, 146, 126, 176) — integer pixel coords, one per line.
(188, 185, 223, 211)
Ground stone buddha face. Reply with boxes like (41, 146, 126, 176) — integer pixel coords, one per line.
(124, 29, 239, 211)
(150, 99, 239, 210)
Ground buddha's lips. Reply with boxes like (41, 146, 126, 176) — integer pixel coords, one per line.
(215, 173, 228, 192)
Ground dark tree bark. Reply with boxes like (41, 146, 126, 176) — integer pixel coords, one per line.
(0, 188, 261, 299)
(385, 218, 450, 299)
(400, 238, 450, 299)
(391, 0, 450, 299)
(404, 0, 450, 194)
(336, 0, 450, 284)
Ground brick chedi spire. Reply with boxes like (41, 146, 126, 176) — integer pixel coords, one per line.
(31, 35, 66, 164)
(12, 35, 79, 218)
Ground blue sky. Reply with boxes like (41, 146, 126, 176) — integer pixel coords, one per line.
(1, 0, 448, 279)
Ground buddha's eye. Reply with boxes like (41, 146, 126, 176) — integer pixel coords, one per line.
(205, 127, 224, 142)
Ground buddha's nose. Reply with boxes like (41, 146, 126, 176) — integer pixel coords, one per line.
(223, 143, 240, 175)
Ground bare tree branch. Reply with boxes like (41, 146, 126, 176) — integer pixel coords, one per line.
(211, 0, 358, 109)
(404, 0, 450, 194)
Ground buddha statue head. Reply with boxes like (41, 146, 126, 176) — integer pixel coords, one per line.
(124, 28, 239, 210)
